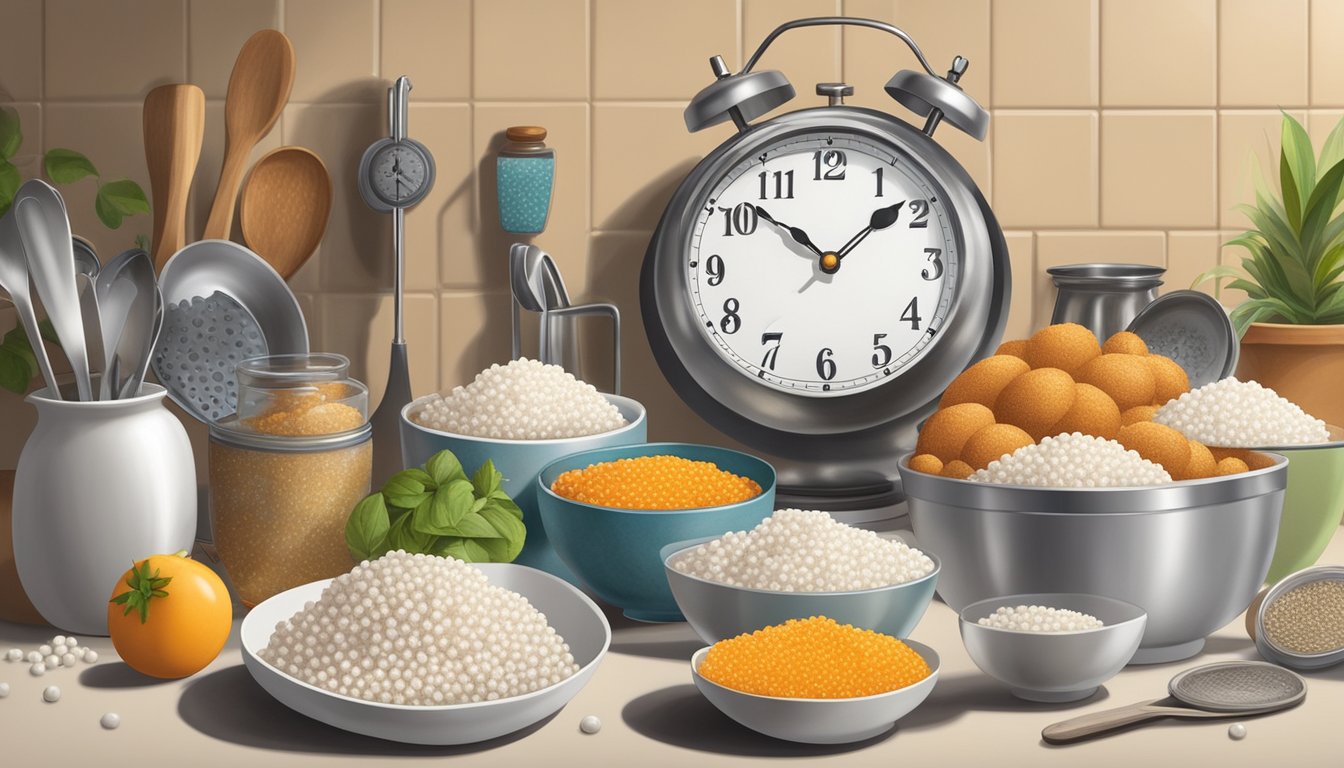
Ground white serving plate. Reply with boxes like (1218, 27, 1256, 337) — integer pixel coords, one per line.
(240, 563, 611, 745)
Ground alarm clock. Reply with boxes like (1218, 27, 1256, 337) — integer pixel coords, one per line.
(641, 17, 1010, 516)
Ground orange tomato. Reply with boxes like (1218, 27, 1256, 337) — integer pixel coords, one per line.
(107, 552, 232, 679)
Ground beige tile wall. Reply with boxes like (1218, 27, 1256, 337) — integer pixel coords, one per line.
(0, 0, 1340, 466)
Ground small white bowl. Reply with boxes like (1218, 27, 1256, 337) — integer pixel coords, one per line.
(959, 593, 1147, 703)
(240, 563, 610, 745)
(690, 641, 940, 744)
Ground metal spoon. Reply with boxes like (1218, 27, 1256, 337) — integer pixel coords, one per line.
(95, 248, 157, 399)
(0, 206, 60, 397)
(72, 235, 99, 278)
(76, 273, 105, 397)
(13, 180, 92, 401)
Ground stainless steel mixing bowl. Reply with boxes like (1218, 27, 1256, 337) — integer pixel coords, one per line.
(899, 454, 1287, 664)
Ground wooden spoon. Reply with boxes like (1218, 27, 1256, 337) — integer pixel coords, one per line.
(203, 29, 295, 240)
(143, 83, 205, 272)
(239, 146, 332, 280)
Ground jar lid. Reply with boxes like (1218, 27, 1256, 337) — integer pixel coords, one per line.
(1127, 290, 1239, 387)
(506, 125, 547, 143)
(1253, 565, 1344, 670)
(210, 417, 372, 453)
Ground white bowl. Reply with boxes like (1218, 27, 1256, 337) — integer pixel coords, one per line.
(959, 593, 1147, 702)
(240, 563, 611, 745)
(690, 641, 940, 744)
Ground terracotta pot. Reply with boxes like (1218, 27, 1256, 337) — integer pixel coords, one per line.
(1236, 322, 1344, 429)
(0, 469, 47, 626)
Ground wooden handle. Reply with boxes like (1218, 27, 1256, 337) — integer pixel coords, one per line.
(203, 145, 250, 240)
(143, 84, 204, 271)
(1042, 700, 1171, 744)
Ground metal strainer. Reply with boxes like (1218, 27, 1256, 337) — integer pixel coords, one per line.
(1042, 661, 1306, 744)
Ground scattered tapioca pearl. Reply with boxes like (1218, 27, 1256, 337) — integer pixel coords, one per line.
(1229, 722, 1247, 740)
(43, 655, 60, 668)
(4, 649, 20, 662)
(0, 682, 9, 698)
(100, 713, 121, 730)
(25, 652, 41, 664)
(29, 663, 45, 676)
(61, 653, 78, 668)
(37, 645, 51, 656)
(42, 685, 60, 703)
(82, 650, 98, 664)
(579, 715, 602, 734)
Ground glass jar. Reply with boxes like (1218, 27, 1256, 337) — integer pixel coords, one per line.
(496, 125, 556, 234)
(208, 354, 372, 606)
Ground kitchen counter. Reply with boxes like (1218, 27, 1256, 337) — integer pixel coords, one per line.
(2, 529, 1341, 767)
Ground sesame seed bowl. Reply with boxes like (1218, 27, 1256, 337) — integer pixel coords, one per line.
(662, 531, 940, 644)
(239, 562, 611, 745)
(400, 391, 647, 588)
(959, 593, 1147, 703)
(689, 640, 940, 744)
(899, 452, 1287, 664)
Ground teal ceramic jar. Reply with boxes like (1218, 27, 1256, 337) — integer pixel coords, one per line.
(497, 126, 555, 234)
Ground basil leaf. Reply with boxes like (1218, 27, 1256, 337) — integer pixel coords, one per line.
(0, 346, 29, 394)
(467, 536, 514, 562)
(435, 537, 497, 563)
(479, 504, 526, 561)
(490, 494, 524, 521)
(414, 479, 474, 535)
(94, 189, 123, 229)
(470, 496, 488, 514)
(0, 107, 21, 160)
(0, 159, 19, 218)
(451, 511, 499, 539)
(388, 511, 435, 553)
(44, 148, 98, 184)
(99, 178, 150, 216)
(345, 493, 390, 561)
(471, 459, 502, 498)
(425, 450, 466, 485)
(383, 470, 432, 509)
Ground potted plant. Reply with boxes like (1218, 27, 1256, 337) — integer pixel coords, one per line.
(0, 106, 150, 625)
(1196, 113, 1344, 428)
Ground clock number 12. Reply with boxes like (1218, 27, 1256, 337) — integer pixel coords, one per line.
(813, 150, 847, 180)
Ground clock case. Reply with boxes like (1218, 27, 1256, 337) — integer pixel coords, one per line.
(641, 21, 1010, 511)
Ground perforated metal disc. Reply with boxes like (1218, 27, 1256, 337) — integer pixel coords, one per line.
(1169, 661, 1306, 713)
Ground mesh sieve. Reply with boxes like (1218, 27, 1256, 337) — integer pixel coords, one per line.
(1169, 661, 1306, 712)
(152, 291, 267, 422)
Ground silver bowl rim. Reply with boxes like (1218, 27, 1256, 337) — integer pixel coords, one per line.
(535, 442, 777, 516)
(958, 592, 1149, 637)
(898, 450, 1288, 514)
(690, 640, 941, 704)
(400, 391, 647, 446)
(661, 535, 941, 597)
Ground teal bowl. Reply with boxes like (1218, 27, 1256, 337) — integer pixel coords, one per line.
(663, 536, 939, 643)
(400, 393, 647, 586)
(537, 443, 776, 622)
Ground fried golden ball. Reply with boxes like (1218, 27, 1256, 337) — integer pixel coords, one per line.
(1024, 323, 1101, 375)
(1117, 421, 1191, 477)
(961, 423, 1035, 470)
(994, 367, 1076, 441)
(1076, 353, 1156, 411)
(940, 460, 975, 479)
(908, 453, 944, 475)
(1208, 447, 1275, 470)
(1178, 440, 1218, 481)
(1048, 383, 1122, 440)
(1120, 405, 1160, 426)
(1216, 457, 1251, 476)
(940, 355, 1031, 409)
(1102, 331, 1149, 356)
(995, 339, 1029, 360)
(1145, 354, 1190, 405)
(915, 403, 997, 462)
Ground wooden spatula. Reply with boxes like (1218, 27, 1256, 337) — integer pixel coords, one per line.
(240, 146, 332, 280)
(203, 29, 295, 240)
(143, 84, 204, 272)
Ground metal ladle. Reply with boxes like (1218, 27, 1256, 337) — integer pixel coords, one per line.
(1042, 661, 1306, 744)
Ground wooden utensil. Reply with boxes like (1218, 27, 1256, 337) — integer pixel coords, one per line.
(143, 83, 205, 272)
(239, 146, 332, 280)
(203, 29, 295, 240)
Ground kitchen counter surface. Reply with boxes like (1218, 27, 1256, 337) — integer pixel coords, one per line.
(2, 528, 1341, 767)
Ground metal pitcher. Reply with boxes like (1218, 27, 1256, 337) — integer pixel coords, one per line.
(1048, 264, 1165, 340)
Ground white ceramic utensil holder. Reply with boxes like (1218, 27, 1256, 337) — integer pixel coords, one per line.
(12, 383, 196, 635)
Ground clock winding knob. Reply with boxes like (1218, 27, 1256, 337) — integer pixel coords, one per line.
(816, 82, 854, 106)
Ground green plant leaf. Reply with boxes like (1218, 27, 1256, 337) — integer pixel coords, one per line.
(1299, 159, 1344, 260)
(1319, 113, 1344, 181)
(435, 537, 497, 564)
(449, 511, 499, 539)
(37, 318, 59, 346)
(43, 148, 98, 184)
(1281, 112, 1316, 229)
(478, 504, 526, 560)
(0, 159, 19, 218)
(425, 450, 466, 486)
(471, 459, 502, 499)
(0, 346, 29, 394)
(414, 478, 474, 535)
(388, 510, 435, 553)
(93, 190, 123, 229)
(98, 179, 150, 216)
(0, 107, 20, 160)
(383, 469, 434, 509)
(345, 493, 390, 562)
(490, 493, 524, 520)
(464, 536, 515, 562)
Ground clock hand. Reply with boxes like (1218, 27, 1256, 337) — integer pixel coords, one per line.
(835, 201, 905, 261)
(754, 205, 825, 259)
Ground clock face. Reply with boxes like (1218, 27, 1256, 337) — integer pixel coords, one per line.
(687, 131, 960, 397)
(369, 142, 430, 205)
